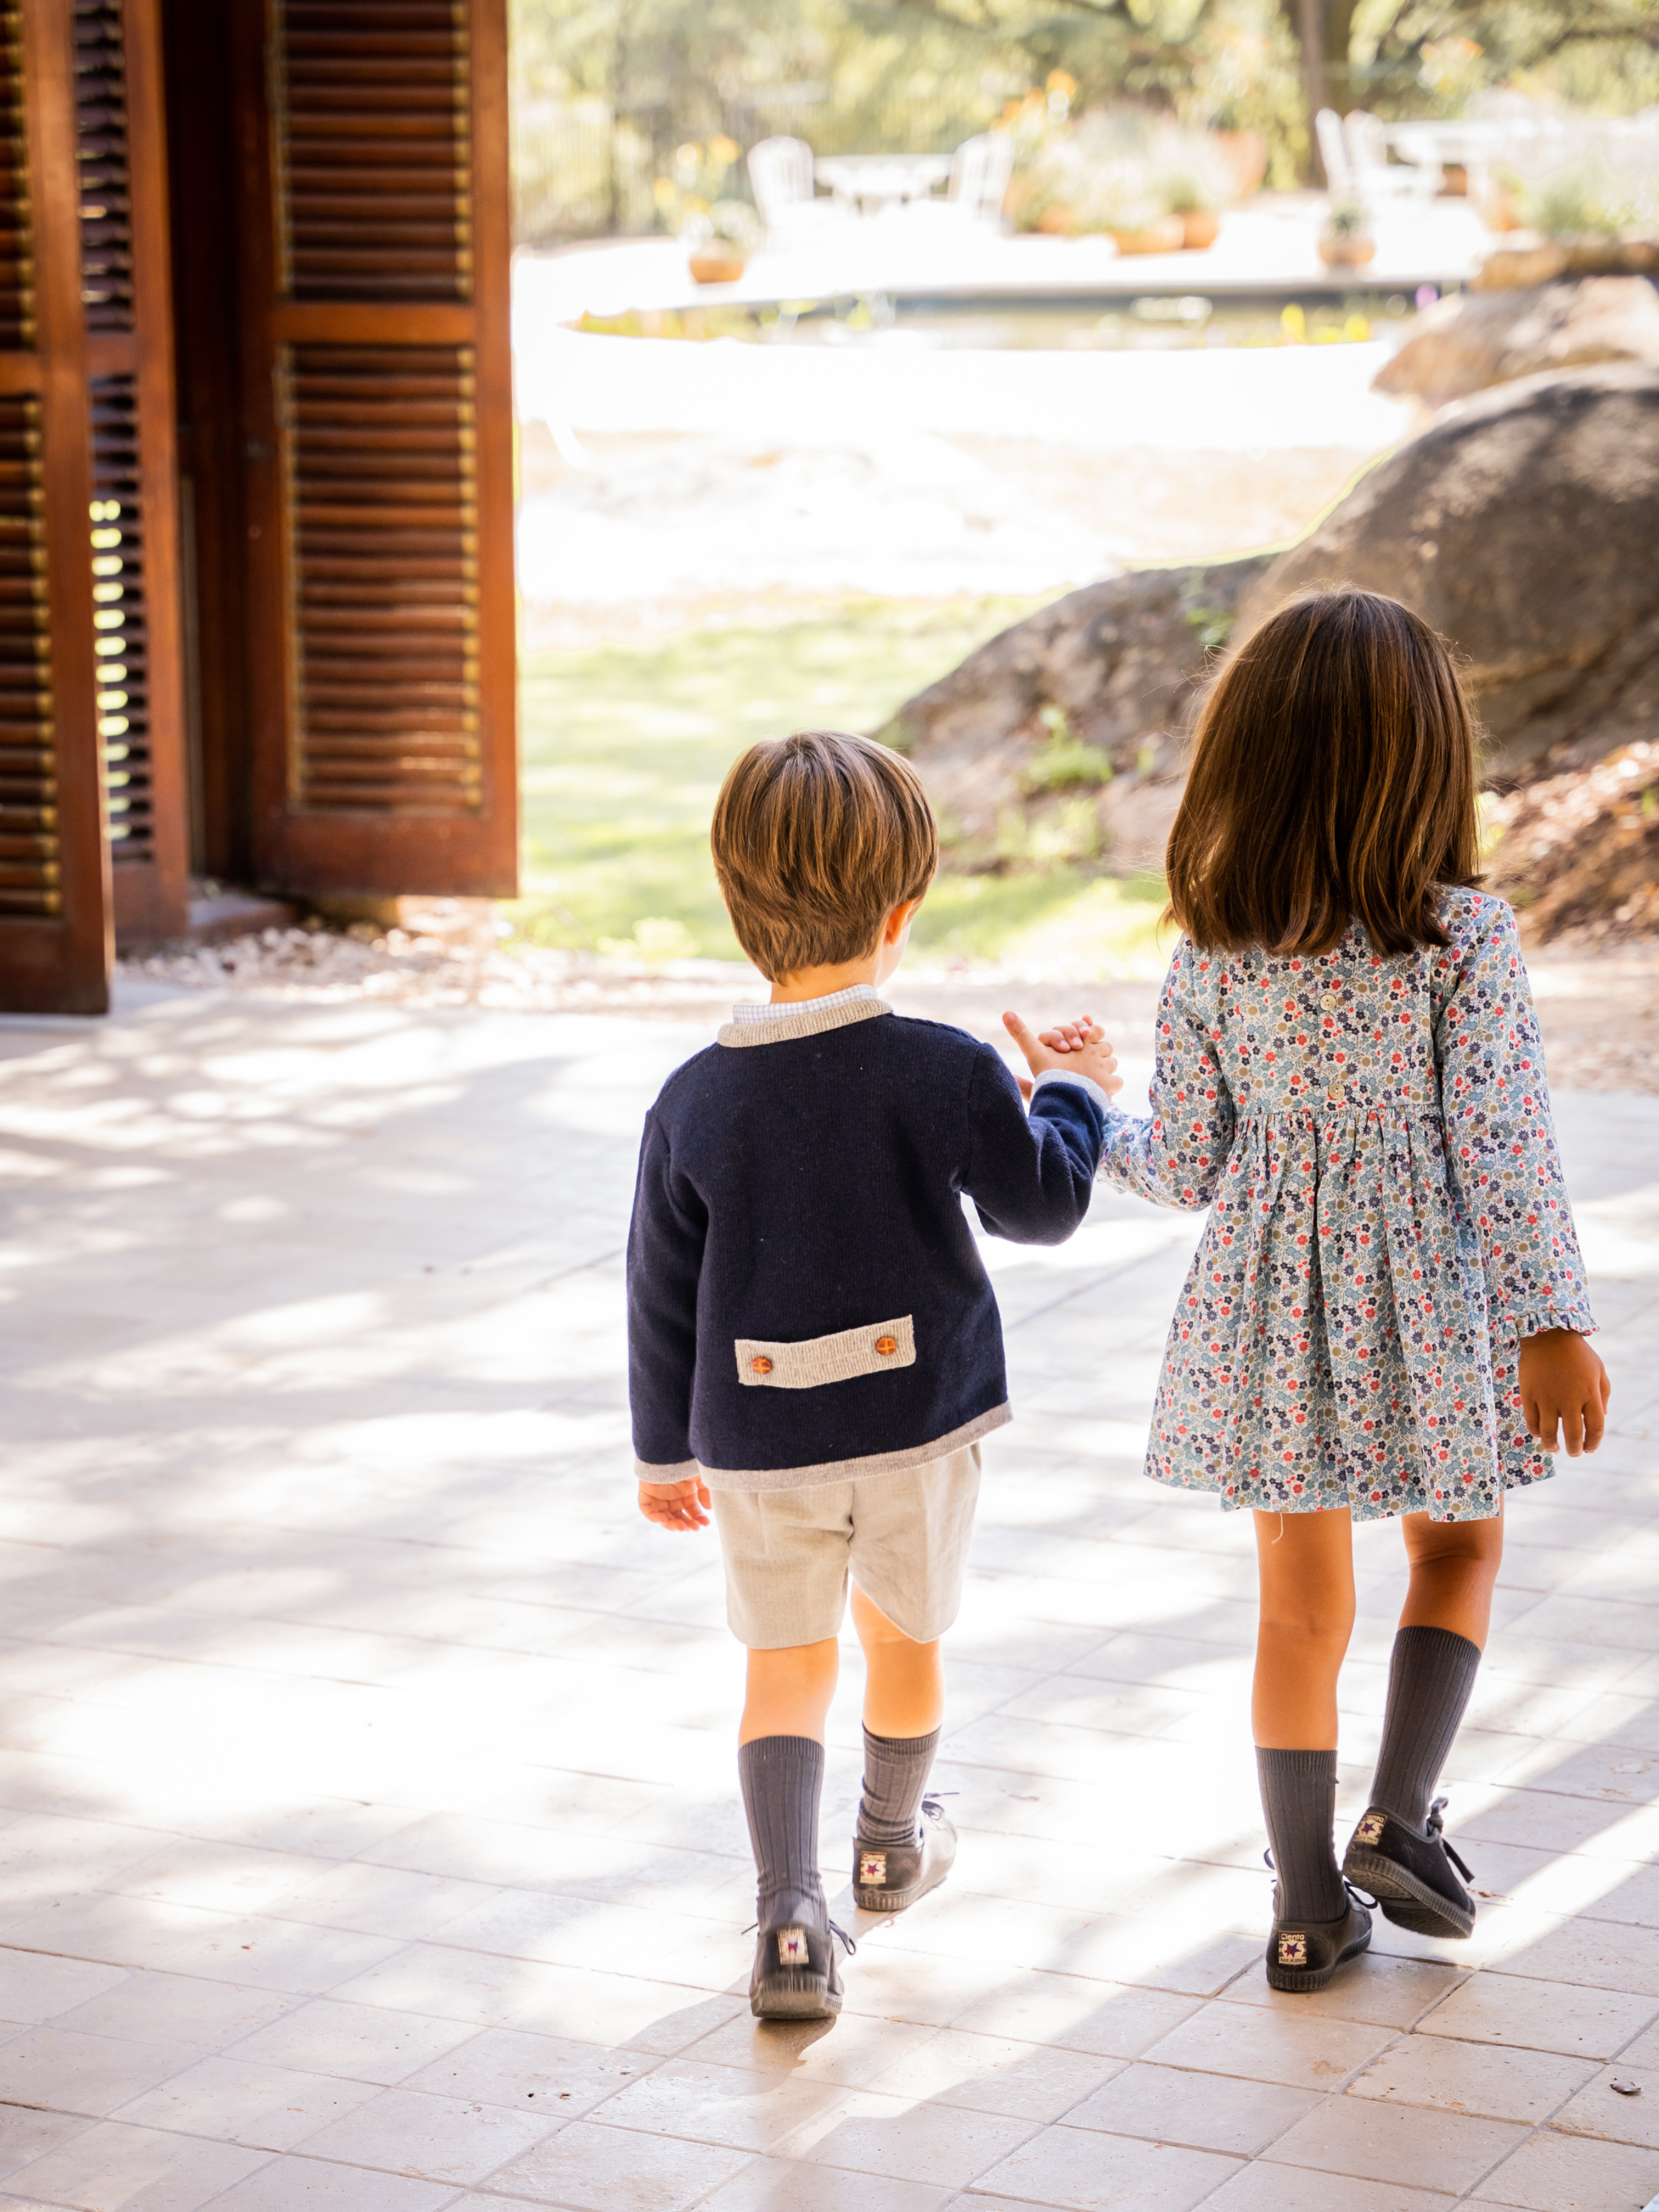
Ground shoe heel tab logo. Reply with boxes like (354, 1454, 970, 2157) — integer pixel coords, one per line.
(777, 1927, 809, 1965)
(1356, 1811, 1387, 1846)
(859, 1852, 887, 1885)
(1277, 1932, 1309, 1966)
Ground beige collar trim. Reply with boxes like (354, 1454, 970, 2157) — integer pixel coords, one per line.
(717, 997, 892, 1048)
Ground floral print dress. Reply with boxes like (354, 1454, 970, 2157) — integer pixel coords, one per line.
(1098, 890, 1595, 1522)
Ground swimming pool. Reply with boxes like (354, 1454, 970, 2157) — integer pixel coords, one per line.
(573, 287, 1440, 353)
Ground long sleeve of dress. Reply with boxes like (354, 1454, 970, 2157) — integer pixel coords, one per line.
(1097, 938, 1236, 1211)
(626, 1108, 708, 1478)
(1434, 900, 1595, 1345)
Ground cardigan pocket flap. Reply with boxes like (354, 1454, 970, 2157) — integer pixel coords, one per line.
(736, 1315, 916, 1389)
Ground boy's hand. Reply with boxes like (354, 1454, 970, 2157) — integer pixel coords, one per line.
(638, 1477, 711, 1530)
(1003, 1011, 1122, 1102)
(1519, 1328, 1610, 1456)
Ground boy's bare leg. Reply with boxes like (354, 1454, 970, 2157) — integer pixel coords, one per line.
(737, 1640, 839, 1949)
(739, 1638, 839, 1746)
(849, 1581, 952, 1897)
(1252, 1506, 1356, 1927)
(851, 1581, 942, 1737)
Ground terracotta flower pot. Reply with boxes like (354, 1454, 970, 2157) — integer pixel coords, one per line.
(1035, 204, 1077, 235)
(1318, 233, 1375, 269)
(1111, 215, 1186, 255)
(1181, 209, 1220, 250)
(689, 249, 746, 285)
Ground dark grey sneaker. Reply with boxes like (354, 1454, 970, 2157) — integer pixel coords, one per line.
(1266, 1887, 1372, 1993)
(852, 1797, 957, 1913)
(749, 1919, 853, 2020)
(1342, 1795, 1476, 1940)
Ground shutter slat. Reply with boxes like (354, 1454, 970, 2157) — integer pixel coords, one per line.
(0, 378, 54, 914)
(0, 0, 33, 347)
(73, 0, 133, 331)
(277, 1, 472, 302)
(88, 369, 150, 860)
(286, 340, 481, 817)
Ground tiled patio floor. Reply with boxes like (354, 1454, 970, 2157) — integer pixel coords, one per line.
(1, 981, 1657, 2212)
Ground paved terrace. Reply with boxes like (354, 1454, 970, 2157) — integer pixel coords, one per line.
(0, 980, 1657, 2212)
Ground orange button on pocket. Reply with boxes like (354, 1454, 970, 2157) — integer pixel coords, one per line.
(874, 1335, 898, 1357)
(751, 1355, 774, 1375)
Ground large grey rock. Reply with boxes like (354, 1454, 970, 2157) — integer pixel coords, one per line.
(1240, 365, 1659, 780)
(881, 555, 1270, 871)
(1374, 278, 1659, 409)
(887, 366, 1659, 925)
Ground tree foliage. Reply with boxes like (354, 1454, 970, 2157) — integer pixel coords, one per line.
(511, 0, 1659, 205)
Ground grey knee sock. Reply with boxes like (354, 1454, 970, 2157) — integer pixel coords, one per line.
(739, 1736, 827, 1931)
(1370, 1625, 1481, 1836)
(1257, 1747, 1346, 1924)
(858, 1725, 939, 1846)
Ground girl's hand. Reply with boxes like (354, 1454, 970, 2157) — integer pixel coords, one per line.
(1003, 1011, 1121, 1102)
(639, 1476, 711, 1530)
(1519, 1329, 1610, 1456)
(1038, 1016, 1096, 1054)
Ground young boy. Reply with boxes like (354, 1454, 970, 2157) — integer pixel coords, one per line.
(628, 730, 1121, 2020)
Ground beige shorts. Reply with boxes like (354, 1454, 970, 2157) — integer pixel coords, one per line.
(711, 1445, 982, 1650)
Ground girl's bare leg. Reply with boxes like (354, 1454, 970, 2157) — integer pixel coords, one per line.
(1252, 1507, 1356, 1748)
(1251, 1507, 1356, 1931)
(1366, 1503, 1505, 1837)
(1399, 1500, 1504, 1648)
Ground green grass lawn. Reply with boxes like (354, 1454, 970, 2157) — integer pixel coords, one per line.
(513, 597, 1169, 971)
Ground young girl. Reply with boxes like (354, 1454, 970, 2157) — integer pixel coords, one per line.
(1045, 587, 1609, 1993)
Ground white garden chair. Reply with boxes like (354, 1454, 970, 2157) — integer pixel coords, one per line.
(1315, 108, 1355, 197)
(746, 135, 847, 243)
(947, 132, 1015, 225)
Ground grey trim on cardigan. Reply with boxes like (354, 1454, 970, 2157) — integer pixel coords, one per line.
(651, 1401, 1012, 1493)
(737, 1313, 916, 1389)
(717, 996, 892, 1048)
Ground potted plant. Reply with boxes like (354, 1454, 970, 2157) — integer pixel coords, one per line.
(1319, 194, 1375, 268)
(1078, 159, 1184, 255)
(1160, 170, 1221, 250)
(686, 201, 759, 285)
(652, 137, 761, 283)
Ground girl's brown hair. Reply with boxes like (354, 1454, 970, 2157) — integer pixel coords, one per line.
(1165, 587, 1481, 957)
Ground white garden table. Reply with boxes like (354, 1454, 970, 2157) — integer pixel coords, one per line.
(815, 152, 953, 215)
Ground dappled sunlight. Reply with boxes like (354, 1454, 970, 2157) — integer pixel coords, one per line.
(1, 983, 1658, 2203)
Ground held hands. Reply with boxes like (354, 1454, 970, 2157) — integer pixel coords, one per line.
(1002, 1011, 1123, 1104)
(638, 1476, 711, 1531)
(1519, 1328, 1610, 1456)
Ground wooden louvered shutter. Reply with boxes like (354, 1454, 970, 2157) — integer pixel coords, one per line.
(0, 0, 107, 1013)
(78, 0, 187, 946)
(238, 0, 517, 898)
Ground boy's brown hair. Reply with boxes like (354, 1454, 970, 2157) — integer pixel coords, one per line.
(1166, 587, 1482, 958)
(711, 730, 938, 980)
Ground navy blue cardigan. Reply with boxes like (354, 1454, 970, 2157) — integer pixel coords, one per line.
(626, 998, 1106, 1490)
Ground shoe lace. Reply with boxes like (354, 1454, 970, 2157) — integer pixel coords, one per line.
(1425, 1796, 1474, 1884)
